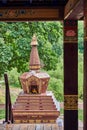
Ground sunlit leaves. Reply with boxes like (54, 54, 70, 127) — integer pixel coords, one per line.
(0, 39, 13, 75)
(0, 21, 63, 75)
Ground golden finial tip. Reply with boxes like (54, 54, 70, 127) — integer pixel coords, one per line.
(31, 34, 38, 46)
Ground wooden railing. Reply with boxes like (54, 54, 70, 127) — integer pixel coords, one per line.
(4, 73, 13, 123)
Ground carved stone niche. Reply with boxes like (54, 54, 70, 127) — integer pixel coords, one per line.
(20, 71, 50, 94)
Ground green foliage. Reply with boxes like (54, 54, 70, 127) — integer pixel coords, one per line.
(60, 108, 64, 115)
(78, 21, 84, 100)
(78, 54, 83, 100)
(47, 62, 63, 101)
(48, 78, 63, 101)
(0, 22, 63, 75)
(40, 42, 58, 70)
(78, 21, 84, 53)
(7, 68, 21, 87)
(0, 38, 13, 76)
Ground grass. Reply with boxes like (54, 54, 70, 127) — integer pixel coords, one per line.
(0, 84, 22, 120)
(60, 108, 64, 115)
(78, 109, 83, 121)
(0, 109, 5, 120)
(0, 85, 22, 104)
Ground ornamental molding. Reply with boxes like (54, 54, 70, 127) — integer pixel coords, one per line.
(64, 95, 78, 110)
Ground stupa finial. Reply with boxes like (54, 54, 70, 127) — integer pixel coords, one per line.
(31, 34, 38, 46)
(29, 34, 40, 70)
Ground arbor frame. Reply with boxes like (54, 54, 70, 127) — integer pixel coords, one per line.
(0, 0, 85, 130)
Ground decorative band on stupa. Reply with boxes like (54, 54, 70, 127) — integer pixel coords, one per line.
(29, 34, 41, 70)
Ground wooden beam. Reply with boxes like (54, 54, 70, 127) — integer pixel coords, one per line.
(64, 0, 83, 20)
(0, 7, 64, 21)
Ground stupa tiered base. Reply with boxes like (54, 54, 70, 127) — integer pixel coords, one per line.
(12, 92, 60, 124)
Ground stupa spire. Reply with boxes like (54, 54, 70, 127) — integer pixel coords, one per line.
(29, 34, 41, 70)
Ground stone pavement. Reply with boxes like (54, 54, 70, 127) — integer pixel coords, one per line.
(0, 124, 83, 130)
(0, 124, 59, 130)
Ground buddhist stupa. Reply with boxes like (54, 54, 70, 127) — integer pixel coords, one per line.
(12, 35, 60, 123)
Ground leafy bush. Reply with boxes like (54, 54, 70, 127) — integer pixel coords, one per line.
(47, 61, 63, 101)
(7, 67, 21, 87)
(48, 78, 63, 101)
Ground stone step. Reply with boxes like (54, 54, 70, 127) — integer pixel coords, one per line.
(16, 99, 53, 103)
(13, 110, 58, 112)
(13, 103, 55, 107)
(13, 103, 56, 109)
(0, 124, 59, 130)
(12, 94, 59, 123)
(14, 102, 54, 105)
(18, 95, 52, 99)
(18, 94, 52, 97)
(13, 110, 59, 123)
(13, 107, 57, 110)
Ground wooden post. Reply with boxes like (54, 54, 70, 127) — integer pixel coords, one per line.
(4, 73, 9, 123)
(4, 73, 13, 123)
(84, 32, 87, 130)
(84, 1, 87, 130)
(64, 20, 78, 130)
(9, 93, 13, 123)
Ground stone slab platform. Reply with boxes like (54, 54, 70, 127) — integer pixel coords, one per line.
(0, 124, 59, 130)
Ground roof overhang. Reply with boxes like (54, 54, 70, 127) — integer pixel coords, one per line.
(0, 0, 84, 21)
(64, 0, 84, 20)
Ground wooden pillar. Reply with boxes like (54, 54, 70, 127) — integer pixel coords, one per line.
(84, 1, 87, 130)
(64, 20, 78, 130)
